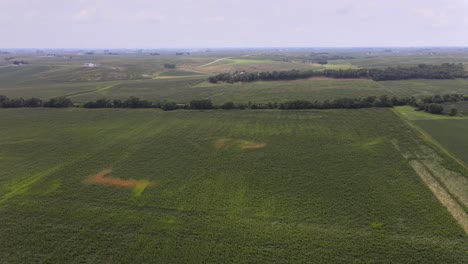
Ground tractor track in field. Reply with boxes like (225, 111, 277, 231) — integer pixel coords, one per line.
(392, 109, 468, 233)
(62, 82, 120, 98)
(198, 57, 231, 68)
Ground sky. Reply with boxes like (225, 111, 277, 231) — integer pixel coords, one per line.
(1, 0, 468, 48)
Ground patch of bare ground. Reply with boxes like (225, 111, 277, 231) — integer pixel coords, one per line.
(240, 143, 267, 150)
(214, 139, 226, 149)
(85, 168, 155, 189)
(215, 139, 267, 150)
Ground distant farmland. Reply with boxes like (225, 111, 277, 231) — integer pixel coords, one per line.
(2, 52, 468, 105)
(0, 108, 466, 263)
(2, 67, 468, 105)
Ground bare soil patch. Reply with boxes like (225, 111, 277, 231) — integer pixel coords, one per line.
(215, 138, 267, 150)
(215, 139, 226, 149)
(241, 143, 266, 150)
(85, 168, 154, 189)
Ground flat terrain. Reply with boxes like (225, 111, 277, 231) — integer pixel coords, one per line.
(3, 67, 468, 104)
(396, 106, 468, 164)
(2, 68, 468, 105)
(0, 108, 466, 263)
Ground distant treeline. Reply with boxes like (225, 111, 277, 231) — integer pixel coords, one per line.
(0, 95, 73, 108)
(208, 63, 467, 83)
(302, 55, 355, 65)
(1, 94, 464, 115)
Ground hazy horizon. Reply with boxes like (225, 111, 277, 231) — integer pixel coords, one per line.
(2, 46, 468, 50)
(1, 0, 468, 49)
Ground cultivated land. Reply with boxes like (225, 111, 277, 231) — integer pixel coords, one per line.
(2, 49, 468, 104)
(1, 48, 468, 263)
(0, 108, 467, 263)
(396, 106, 468, 164)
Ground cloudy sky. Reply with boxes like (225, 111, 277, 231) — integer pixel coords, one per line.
(1, 0, 468, 48)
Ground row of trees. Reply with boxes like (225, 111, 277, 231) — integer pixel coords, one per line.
(82, 98, 214, 110)
(1, 95, 464, 115)
(208, 63, 467, 83)
(369, 63, 467, 81)
(302, 55, 356, 65)
(0, 96, 72, 108)
(77, 94, 467, 115)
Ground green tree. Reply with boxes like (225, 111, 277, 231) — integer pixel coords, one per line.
(161, 101, 177, 111)
(449, 108, 458, 116)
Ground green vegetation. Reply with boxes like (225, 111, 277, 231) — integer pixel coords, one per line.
(194, 79, 388, 104)
(208, 64, 466, 83)
(5, 93, 463, 111)
(0, 109, 466, 263)
(158, 70, 205, 77)
(1, 49, 468, 263)
(396, 106, 468, 164)
(1, 51, 468, 105)
(381, 79, 468, 97)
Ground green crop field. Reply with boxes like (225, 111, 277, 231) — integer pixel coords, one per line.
(396, 106, 468, 164)
(381, 79, 468, 98)
(342, 53, 468, 68)
(2, 51, 468, 105)
(0, 108, 466, 263)
(2, 67, 468, 105)
(193, 79, 388, 103)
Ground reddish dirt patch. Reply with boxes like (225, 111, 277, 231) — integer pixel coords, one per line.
(241, 143, 267, 150)
(85, 168, 154, 188)
(215, 139, 226, 149)
(307, 77, 370, 81)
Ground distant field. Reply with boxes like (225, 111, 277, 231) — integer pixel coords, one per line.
(381, 79, 468, 97)
(0, 108, 466, 263)
(68, 79, 388, 104)
(193, 79, 388, 103)
(157, 70, 206, 77)
(396, 106, 468, 164)
(2, 75, 468, 105)
(184, 57, 333, 73)
(2, 52, 468, 104)
(344, 53, 468, 68)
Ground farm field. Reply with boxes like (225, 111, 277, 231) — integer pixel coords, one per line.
(2, 51, 468, 104)
(72, 78, 387, 104)
(381, 79, 468, 98)
(4, 72, 468, 105)
(0, 108, 466, 263)
(396, 106, 468, 164)
(2, 66, 468, 105)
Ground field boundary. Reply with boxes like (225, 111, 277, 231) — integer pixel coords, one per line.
(198, 57, 231, 68)
(63, 82, 120, 98)
(409, 161, 468, 232)
(392, 108, 468, 173)
(392, 108, 468, 233)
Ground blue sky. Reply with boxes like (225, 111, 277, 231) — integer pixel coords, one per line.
(1, 0, 468, 48)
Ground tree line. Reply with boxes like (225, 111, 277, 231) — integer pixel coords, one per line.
(208, 63, 467, 83)
(1, 94, 463, 115)
(0, 96, 72, 108)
